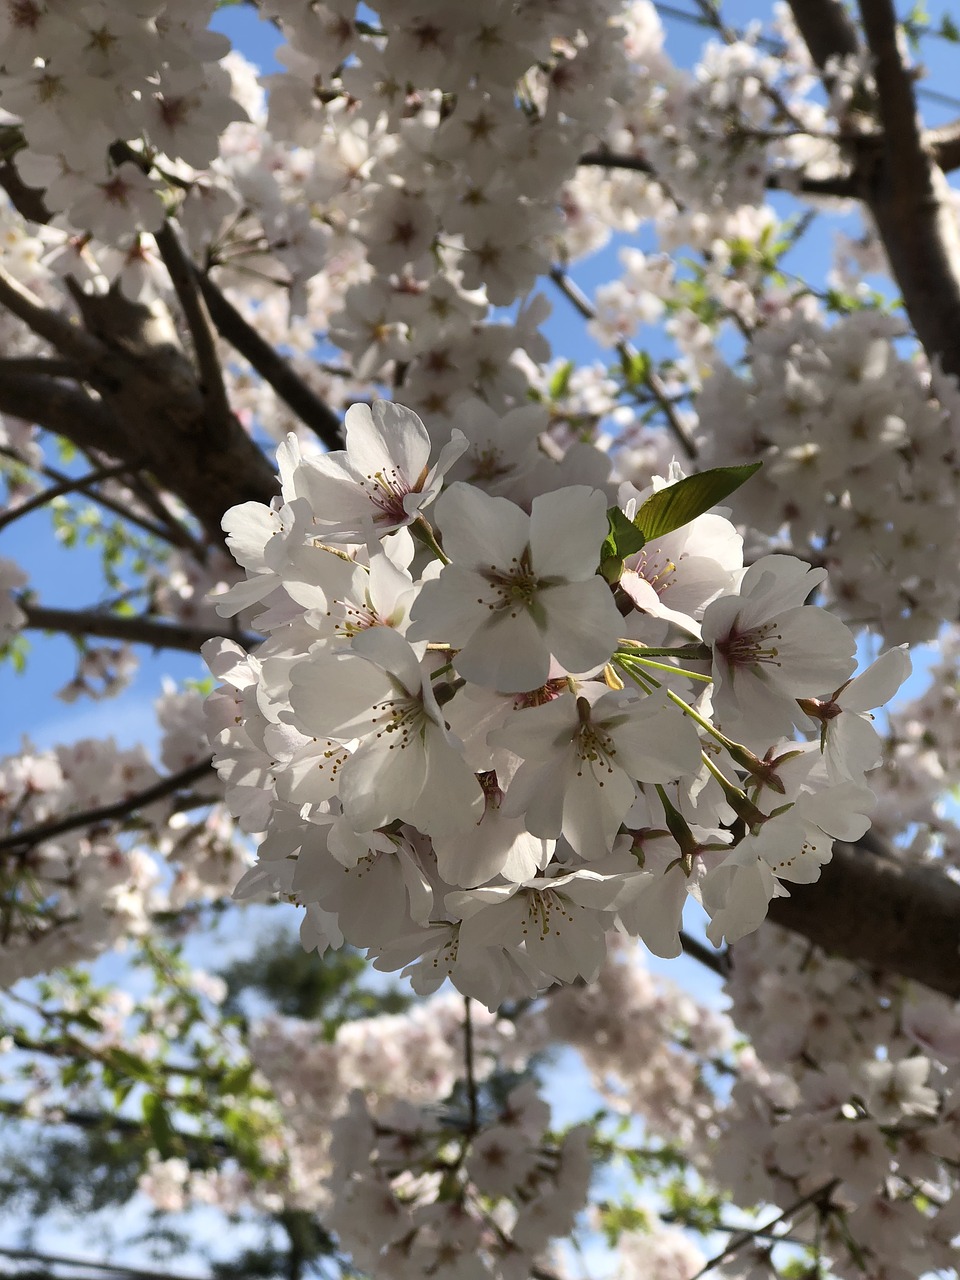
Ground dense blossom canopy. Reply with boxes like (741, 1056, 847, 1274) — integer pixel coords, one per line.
(0, 1, 960, 1279)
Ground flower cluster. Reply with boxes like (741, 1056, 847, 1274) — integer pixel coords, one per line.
(206, 399, 908, 1009)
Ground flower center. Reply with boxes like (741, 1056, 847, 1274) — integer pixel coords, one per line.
(362, 467, 413, 524)
(371, 694, 424, 748)
(715, 619, 783, 670)
(483, 550, 541, 617)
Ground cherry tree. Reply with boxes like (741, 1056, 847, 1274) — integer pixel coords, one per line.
(1, 0, 960, 1277)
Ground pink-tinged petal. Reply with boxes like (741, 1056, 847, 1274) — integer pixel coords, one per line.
(344, 400, 431, 482)
(538, 578, 621, 675)
(609, 697, 703, 782)
(736, 555, 827, 622)
(433, 482, 530, 569)
(221, 501, 281, 569)
(824, 713, 883, 781)
(213, 575, 278, 618)
(411, 725, 484, 835)
(529, 486, 608, 580)
(490, 695, 578, 762)
(501, 759, 565, 838)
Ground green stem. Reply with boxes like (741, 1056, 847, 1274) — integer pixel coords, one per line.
(413, 515, 450, 564)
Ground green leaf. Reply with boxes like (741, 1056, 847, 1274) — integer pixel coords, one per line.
(942, 12, 960, 39)
(548, 360, 574, 399)
(633, 464, 762, 541)
(600, 506, 647, 584)
(618, 349, 650, 388)
(142, 1093, 177, 1159)
(105, 1047, 155, 1084)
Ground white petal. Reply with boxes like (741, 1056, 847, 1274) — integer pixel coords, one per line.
(529, 486, 608, 580)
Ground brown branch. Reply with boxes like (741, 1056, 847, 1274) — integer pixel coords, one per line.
(579, 149, 863, 199)
(153, 221, 233, 426)
(0, 260, 105, 365)
(548, 265, 699, 459)
(862, 0, 960, 375)
(0, 369, 126, 455)
(19, 601, 259, 654)
(0, 758, 218, 855)
(0, 444, 195, 550)
(767, 839, 960, 998)
(0, 461, 132, 532)
(197, 268, 344, 450)
(679, 930, 728, 976)
(784, 0, 860, 70)
(0, 1243, 218, 1280)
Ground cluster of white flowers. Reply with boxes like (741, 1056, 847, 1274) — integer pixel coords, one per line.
(205, 398, 908, 1009)
(711, 924, 960, 1279)
(0, 0, 245, 239)
(695, 309, 960, 645)
(0, 684, 245, 984)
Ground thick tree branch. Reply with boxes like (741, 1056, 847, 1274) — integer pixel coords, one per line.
(0, 261, 105, 365)
(19, 601, 259, 655)
(153, 221, 233, 427)
(785, 0, 860, 70)
(197, 269, 344, 450)
(786, 0, 960, 381)
(0, 758, 217, 855)
(767, 839, 960, 998)
(0, 370, 126, 455)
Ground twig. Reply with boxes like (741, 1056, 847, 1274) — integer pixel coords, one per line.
(578, 149, 862, 199)
(463, 996, 479, 1135)
(690, 1178, 839, 1278)
(0, 444, 193, 550)
(154, 221, 233, 426)
(0, 1244, 217, 1280)
(0, 757, 217, 855)
(0, 461, 132, 532)
(72, 441, 208, 560)
(18, 600, 259, 655)
(679, 929, 728, 977)
(196, 268, 344, 450)
(548, 265, 698, 459)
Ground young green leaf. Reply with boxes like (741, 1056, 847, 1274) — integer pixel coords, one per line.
(633, 463, 761, 541)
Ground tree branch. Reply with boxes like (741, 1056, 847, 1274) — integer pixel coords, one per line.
(0, 461, 132, 532)
(18, 601, 259, 655)
(0, 369, 127, 456)
(679, 930, 728, 977)
(786, 0, 960, 381)
(197, 268, 344, 450)
(0, 758, 218, 855)
(767, 839, 960, 998)
(547, 265, 699, 459)
(784, 0, 860, 70)
(0, 260, 105, 365)
(154, 221, 233, 427)
(578, 149, 863, 199)
(0, 445, 196, 551)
